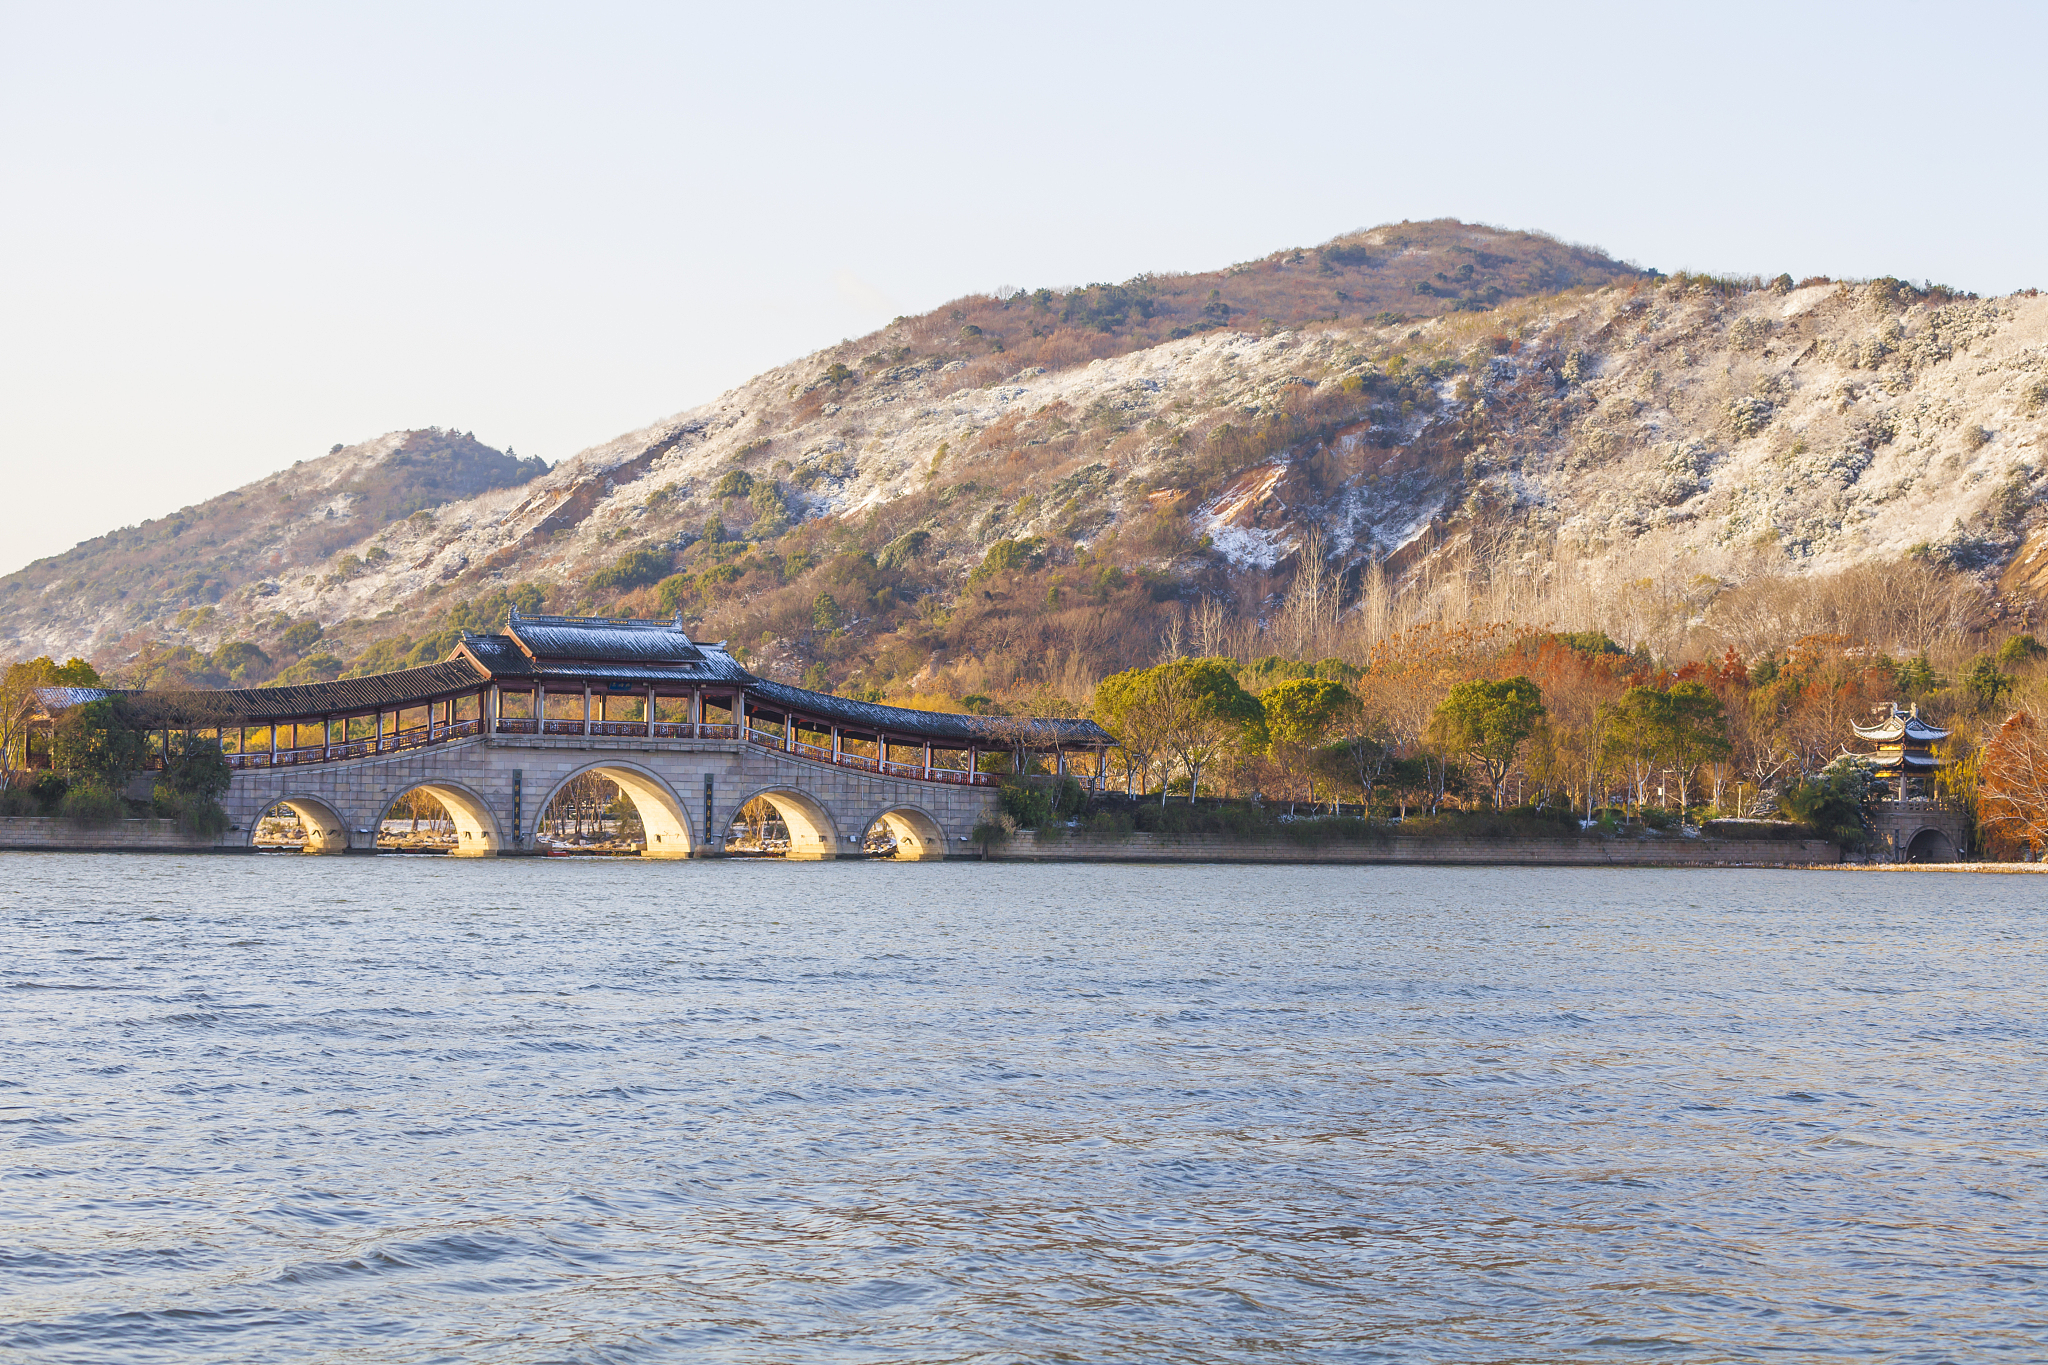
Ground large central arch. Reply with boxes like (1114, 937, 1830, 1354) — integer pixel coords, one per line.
(531, 762, 695, 858)
(380, 781, 504, 857)
(729, 785, 839, 859)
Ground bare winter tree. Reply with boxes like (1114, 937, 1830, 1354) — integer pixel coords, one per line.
(1191, 594, 1233, 658)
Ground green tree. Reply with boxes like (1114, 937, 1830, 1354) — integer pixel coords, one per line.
(1147, 657, 1264, 803)
(51, 657, 102, 687)
(50, 698, 148, 792)
(1092, 667, 1158, 797)
(1601, 682, 1733, 815)
(152, 733, 233, 836)
(1778, 754, 1875, 849)
(1662, 681, 1733, 812)
(1320, 692, 1396, 813)
(968, 537, 1047, 585)
(1964, 656, 2015, 712)
(812, 593, 843, 634)
(1260, 677, 1356, 812)
(1600, 687, 1666, 813)
(279, 619, 324, 656)
(1896, 652, 1942, 695)
(210, 640, 272, 681)
(748, 481, 789, 538)
(1996, 634, 2046, 669)
(656, 573, 695, 616)
(1429, 677, 1546, 808)
(589, 547, 674, 592)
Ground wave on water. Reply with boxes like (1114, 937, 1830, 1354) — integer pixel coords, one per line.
(2, 858, 2044, 1363)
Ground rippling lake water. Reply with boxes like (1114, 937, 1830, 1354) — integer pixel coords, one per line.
(2, 853, 2044, 1363)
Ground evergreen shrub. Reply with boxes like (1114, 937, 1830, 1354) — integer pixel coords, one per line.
(58, 784, 126, 827)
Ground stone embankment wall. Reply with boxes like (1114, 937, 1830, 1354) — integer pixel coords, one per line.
(0, 817, 237, 854)
(0, 817, 1838, 866)
(982, 831, 1841, 866)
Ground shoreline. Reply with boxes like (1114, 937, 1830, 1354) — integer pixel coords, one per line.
(5, 815, 2032, 869)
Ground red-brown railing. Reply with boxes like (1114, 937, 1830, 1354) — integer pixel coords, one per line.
(209, 713, 1001, 786)
(221, 718, 487, 769)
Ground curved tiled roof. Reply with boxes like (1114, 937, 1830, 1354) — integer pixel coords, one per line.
(1852, 702, 1950, 744)
(505, 611, 709, 665)
(745, 678, 1113, 747)
(35, 660, 490, 727)
(458, 615, 752, 683)
(23, 615, 1107, 747)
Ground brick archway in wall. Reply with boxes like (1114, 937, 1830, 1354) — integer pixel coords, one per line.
(1905, 827, 1958, 862)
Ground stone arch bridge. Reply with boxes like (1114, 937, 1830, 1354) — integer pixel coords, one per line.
(19, 613, 1112, 860)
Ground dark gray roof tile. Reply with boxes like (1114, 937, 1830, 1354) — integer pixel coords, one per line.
(745, 679, 1112, 747)
(24, 616, 1106, 749)
(38, 659, 489, 727)
(505, 611, 708, 665)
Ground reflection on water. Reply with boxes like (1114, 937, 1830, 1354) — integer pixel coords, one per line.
(1, 854, 2042, 1363)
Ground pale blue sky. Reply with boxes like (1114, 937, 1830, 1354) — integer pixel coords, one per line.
(2, 0, 2040, 576)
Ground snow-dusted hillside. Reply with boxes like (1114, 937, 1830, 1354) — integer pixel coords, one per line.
(4, 229, 2045, 680)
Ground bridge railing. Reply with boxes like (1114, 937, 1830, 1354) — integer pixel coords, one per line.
(211, 713, 1001, 787)
(495, 719, 746, 740)
(222, 719, 487, 769)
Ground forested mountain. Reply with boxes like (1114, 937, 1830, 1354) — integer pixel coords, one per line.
(5, 219, 2044, 705)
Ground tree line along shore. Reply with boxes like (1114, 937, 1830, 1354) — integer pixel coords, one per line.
(13, 604, 2048, 861)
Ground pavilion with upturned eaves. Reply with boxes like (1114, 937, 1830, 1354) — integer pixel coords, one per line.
(1852, 702, 1949, 801)
(1851, 702, 1967, 862)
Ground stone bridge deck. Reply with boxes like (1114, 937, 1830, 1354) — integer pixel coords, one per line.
(225, 732, 1001, 859)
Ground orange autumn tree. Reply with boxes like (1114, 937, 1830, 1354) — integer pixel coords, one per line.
(1977, 711, 2048, 854)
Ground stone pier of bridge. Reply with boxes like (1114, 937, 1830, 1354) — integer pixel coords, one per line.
(225, 733, 997, 859)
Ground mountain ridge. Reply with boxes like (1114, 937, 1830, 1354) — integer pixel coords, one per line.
(4, 219, 2042, 700)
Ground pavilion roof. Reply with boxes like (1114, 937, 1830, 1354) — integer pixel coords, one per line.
(505, 610, 710, 666)
(455, 612, 752, 684)
(1852, 702, 1949, 744)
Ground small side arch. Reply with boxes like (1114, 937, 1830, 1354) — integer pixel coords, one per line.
(729, 785, 839, 860)
(861, 803, 948, 861)
(531, 762, 696, 858)
(251, 794, 351, 854)
(378, 780, 504, 858)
